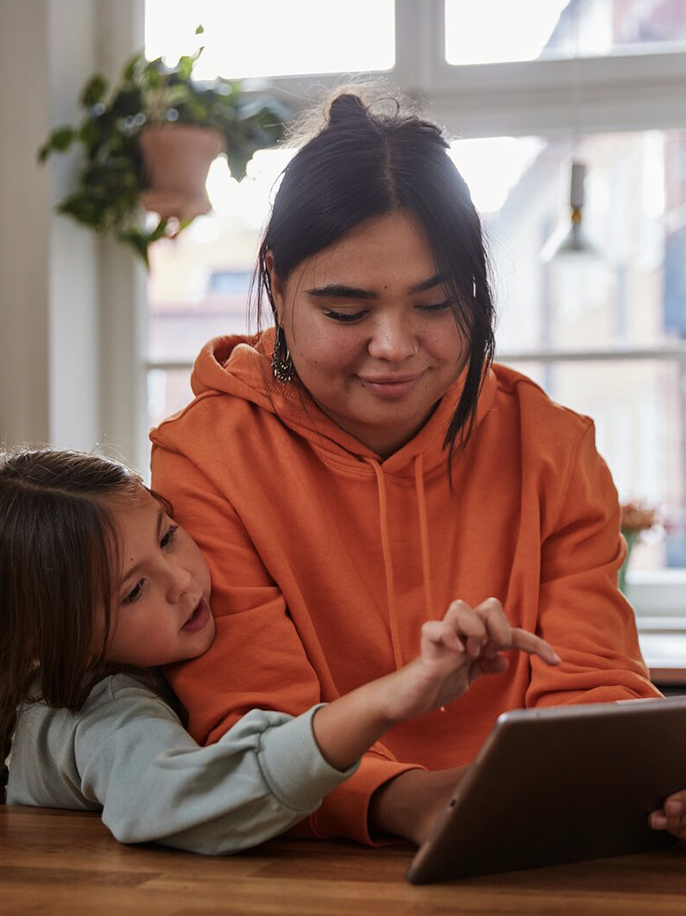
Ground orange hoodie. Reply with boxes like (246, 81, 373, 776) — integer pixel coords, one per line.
(150, 329, 659, 844)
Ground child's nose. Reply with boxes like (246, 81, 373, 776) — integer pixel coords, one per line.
(167, 564, 192, 602)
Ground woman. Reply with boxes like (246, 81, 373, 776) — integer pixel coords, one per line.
(150, 93, 674, 845)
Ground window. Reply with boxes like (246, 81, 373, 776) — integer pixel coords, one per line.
(144, 0, 686, 603)
(445, 0, 686, 66)
(145, 0, 395, 79)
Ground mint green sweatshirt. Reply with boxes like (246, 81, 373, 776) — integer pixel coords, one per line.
(7, 673, 357, 854)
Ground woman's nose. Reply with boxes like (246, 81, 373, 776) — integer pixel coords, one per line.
(367, 316, 417, 362)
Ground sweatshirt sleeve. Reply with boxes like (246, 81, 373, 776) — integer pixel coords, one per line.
(151, 443, 420, 845)
(525, 422, 661, 708)
(73, 677, 359, 855)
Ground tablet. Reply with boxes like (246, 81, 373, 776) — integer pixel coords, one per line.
(406, 696, 686, 884)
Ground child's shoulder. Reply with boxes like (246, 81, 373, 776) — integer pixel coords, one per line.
(20, 671, 173, 727)
(83, 671, 177, 717)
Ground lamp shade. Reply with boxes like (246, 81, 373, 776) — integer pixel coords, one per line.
(541, 160, 598, 261)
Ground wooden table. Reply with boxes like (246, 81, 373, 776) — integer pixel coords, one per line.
(3, 806, 686, 916)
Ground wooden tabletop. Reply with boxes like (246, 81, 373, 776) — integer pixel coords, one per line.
(3, 805, 686, 916)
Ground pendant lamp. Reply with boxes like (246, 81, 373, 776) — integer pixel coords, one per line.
(541, 160, 598, 261)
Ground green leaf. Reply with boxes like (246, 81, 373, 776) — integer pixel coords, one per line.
(177, 55, 194, 80)
(119, 228, 151, 267)
(121, 51, 144, 82)
(51, 126, 77, 150)
(37, 126, 77, 162)
(148, 217, 170, 242)
(80, 73, 108, 108)
(195, 24, 204, 35)
(224, 147, 250, 181)
(58, 195, 107, 228)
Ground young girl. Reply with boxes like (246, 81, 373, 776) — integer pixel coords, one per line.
(1, 447, 559, 854)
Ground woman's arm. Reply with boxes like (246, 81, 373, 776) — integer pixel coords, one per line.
(524, 423, 661, 708)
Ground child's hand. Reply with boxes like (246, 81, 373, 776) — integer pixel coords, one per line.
(382, 597, 560, 723)
(311, 598, 559, 773)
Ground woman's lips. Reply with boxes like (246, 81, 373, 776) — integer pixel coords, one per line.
(358, 372, 424, 398)
(181, 598, 211, 633)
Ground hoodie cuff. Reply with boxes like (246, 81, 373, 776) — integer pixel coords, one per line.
(258, 704, 359, 812)
(308, 755, 425, 846)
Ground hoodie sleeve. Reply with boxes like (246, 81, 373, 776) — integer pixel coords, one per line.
(152, 444, 420, 845)
(525, 422, 661, 707)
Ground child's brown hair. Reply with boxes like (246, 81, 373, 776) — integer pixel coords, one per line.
(0, 448, 144, 801)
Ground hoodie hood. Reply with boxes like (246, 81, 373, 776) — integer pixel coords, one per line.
(190, 328, 499, 476)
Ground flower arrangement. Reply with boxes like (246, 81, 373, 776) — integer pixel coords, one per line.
(618, 501, 658, 593)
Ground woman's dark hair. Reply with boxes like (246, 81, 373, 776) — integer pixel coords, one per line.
(255, 91, 496, 458)
(0, 448, 144, 802)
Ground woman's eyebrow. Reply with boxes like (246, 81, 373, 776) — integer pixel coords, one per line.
(305, 275, 444, 299)
(305, 284, 377, 300)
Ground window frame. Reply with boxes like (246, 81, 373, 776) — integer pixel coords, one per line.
(141, 0, 686, 614)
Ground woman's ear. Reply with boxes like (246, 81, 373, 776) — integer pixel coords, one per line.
(265, 250, 285, 324)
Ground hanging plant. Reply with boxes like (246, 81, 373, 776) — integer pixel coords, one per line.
(38, 26, 289, 265)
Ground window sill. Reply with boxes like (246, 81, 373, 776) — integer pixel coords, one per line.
(627, 571, 686, 683)
(626, 569, 686, 618)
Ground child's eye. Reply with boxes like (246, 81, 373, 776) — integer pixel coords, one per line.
(323, 309, 368, 323)
(123, 580, 145, 605)
(160, 524, 178, 550)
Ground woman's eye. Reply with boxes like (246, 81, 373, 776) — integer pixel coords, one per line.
(418, 301, 452, 313)
(323, 309, 367, 323)
(123, 580, 144, 605)
(160, 524, 178, 550)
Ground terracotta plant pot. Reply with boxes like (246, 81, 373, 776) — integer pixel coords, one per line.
(139, 124, 225, 222)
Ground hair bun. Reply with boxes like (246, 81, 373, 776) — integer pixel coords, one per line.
(328, 93, 368, 126)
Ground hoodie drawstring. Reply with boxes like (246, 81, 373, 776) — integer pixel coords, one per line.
(414, 454, 435, 627)
(365, 455, 435, 671)
(366, 459, 404, 670)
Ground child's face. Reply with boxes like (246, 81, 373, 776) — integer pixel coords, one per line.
(103, 489, 215, 667)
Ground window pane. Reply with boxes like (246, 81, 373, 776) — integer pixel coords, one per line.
(445, 0, 686, 65)
(450, 130, 686, 353)
(148, 369, 194, 432)
(145, 0, 394, 79)
(503, 359, 685, 572)
(147, 149, 292, 361)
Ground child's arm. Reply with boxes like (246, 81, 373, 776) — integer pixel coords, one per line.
(312, 597, 560, 771)
(8, 675, 356, 856)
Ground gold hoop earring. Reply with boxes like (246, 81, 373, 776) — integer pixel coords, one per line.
(272, 324, 294, 384)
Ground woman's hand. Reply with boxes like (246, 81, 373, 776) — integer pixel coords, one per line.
(649, 791, 686, 837)
(379, 597, 560, 724)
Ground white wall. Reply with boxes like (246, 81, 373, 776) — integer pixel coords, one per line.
(0, 0, 52, 445)
(0, 0, 146, 469)
(48, 0, 101, 451)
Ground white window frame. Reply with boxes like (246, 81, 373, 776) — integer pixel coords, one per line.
(142, 0, 686, 615)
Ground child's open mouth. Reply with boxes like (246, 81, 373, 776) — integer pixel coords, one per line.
(181, 599, 210, 633)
